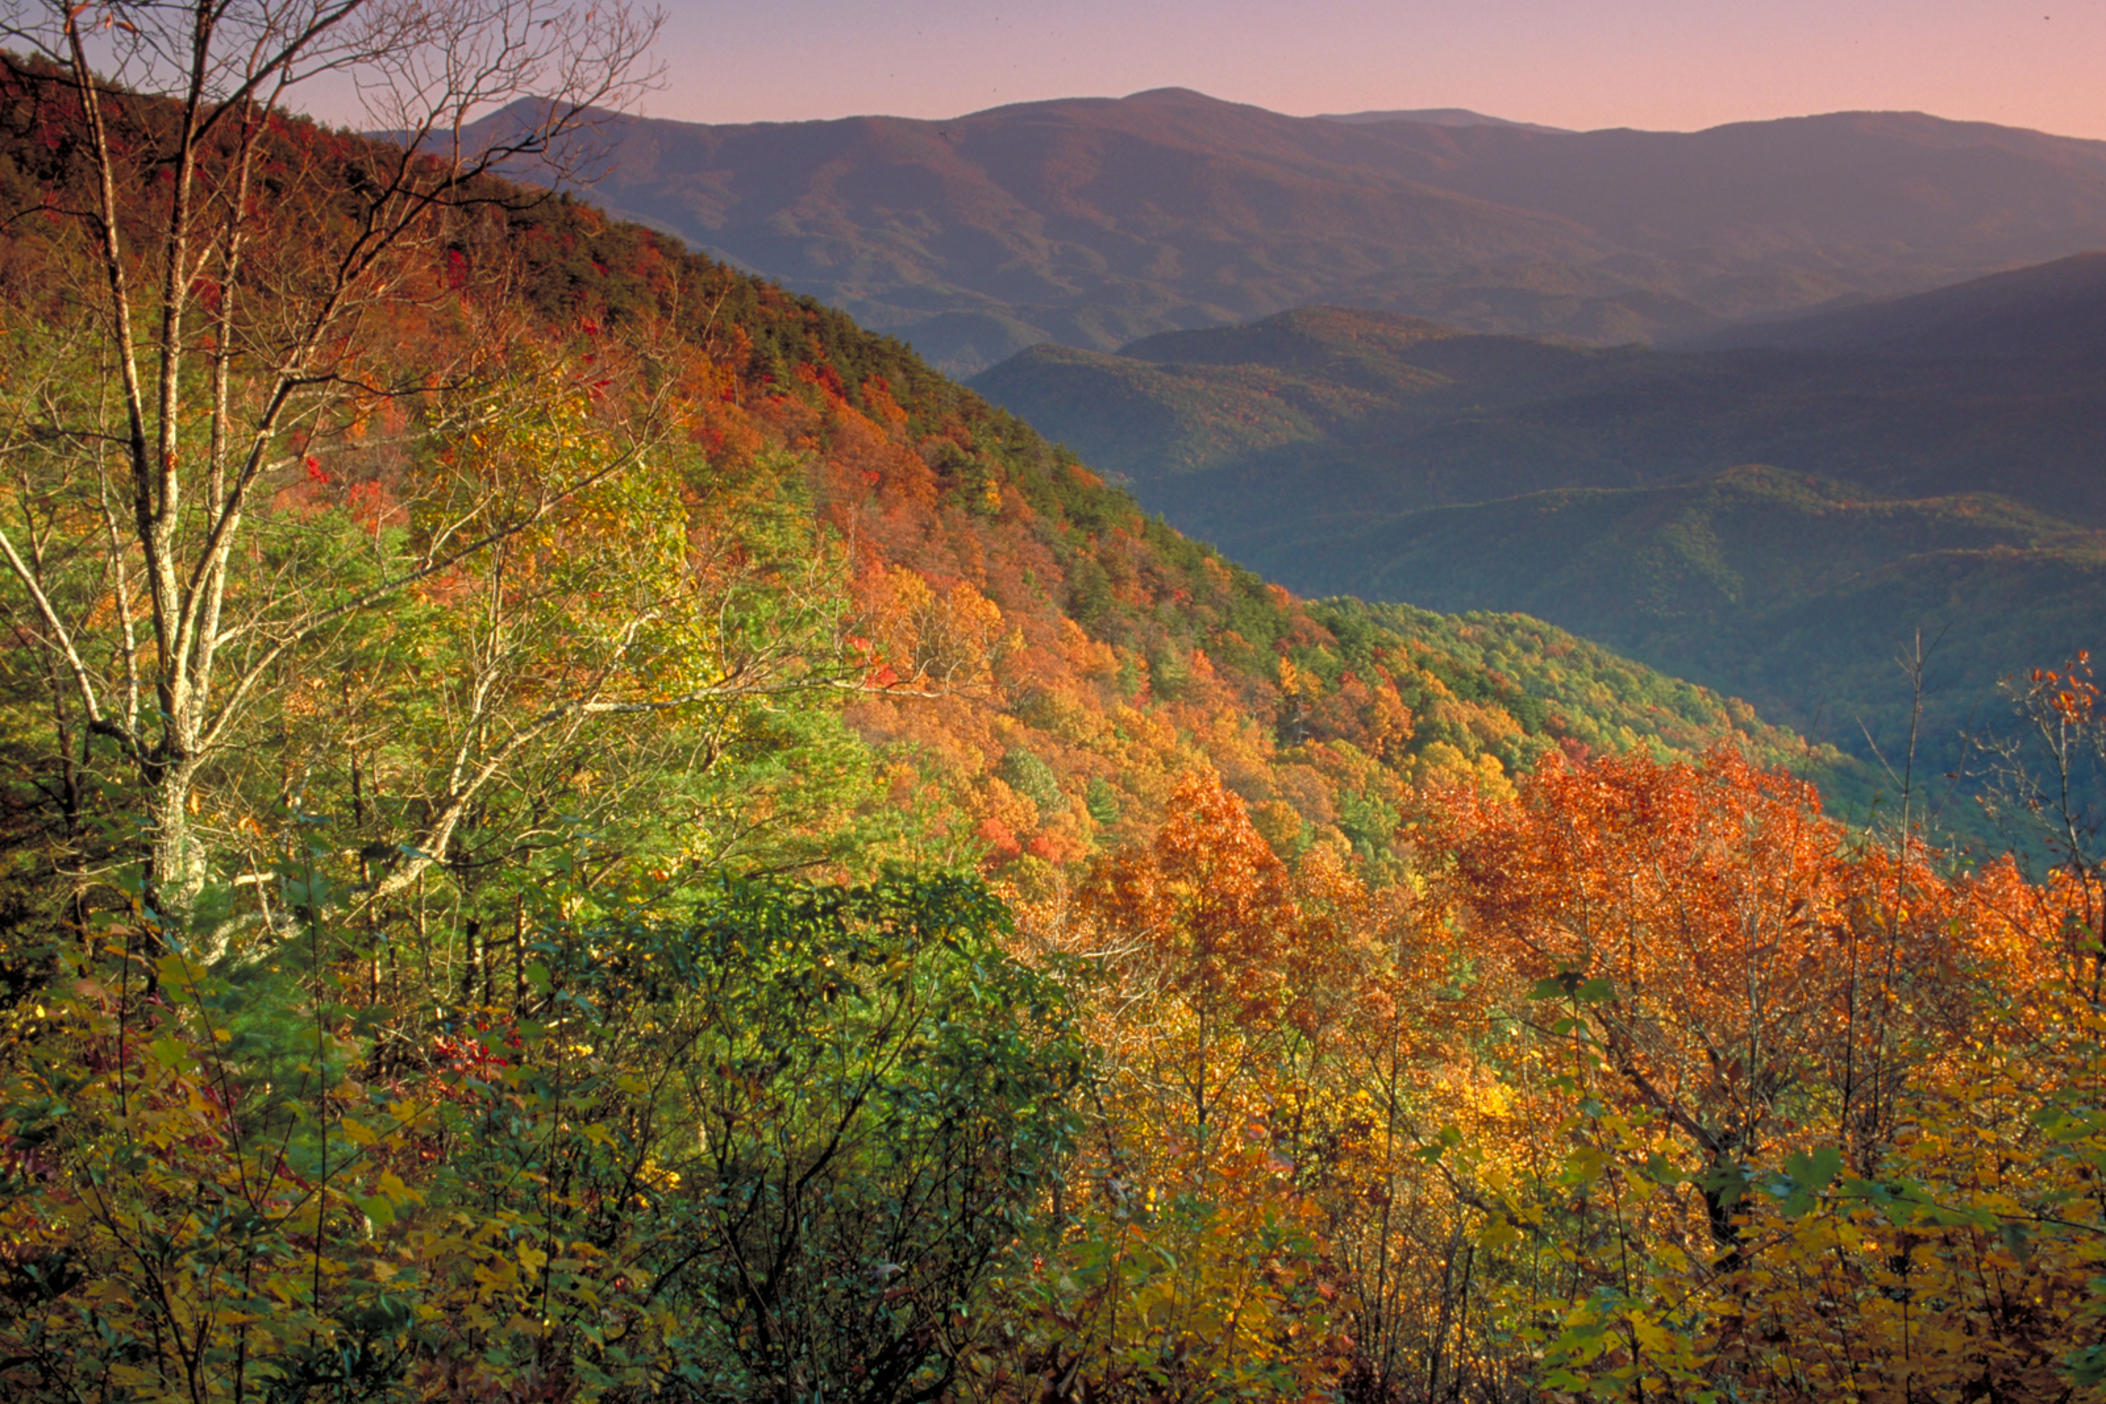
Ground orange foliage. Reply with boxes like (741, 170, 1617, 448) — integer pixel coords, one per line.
(992, 773, 1377, 1395)
(1443, 748, 1972, 1181)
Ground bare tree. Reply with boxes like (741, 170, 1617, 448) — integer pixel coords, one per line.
(0, 0, 660, 935)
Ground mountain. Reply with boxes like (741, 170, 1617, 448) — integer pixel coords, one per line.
(1255, 467, 2106, 775)
(511, 89, 2106, 372)
(14, 51, 2100, 1404)
(517, 87, 1614, 374)
(1315, 107, 1569, 134)
(1690, 249, 2106, 359)
(969, 283, 2106, 784)
(0, 56, 1846, 901)
(973, 302, 2106, 525)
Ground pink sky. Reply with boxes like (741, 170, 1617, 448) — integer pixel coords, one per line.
(641, 0, 2106, 138)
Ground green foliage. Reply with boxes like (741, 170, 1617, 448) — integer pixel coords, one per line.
(0, 872, 1082, 1402)
(1323, 597, 1858, 784)
(577, 875, 1087, 1399)
(1084, 776, 1122, 828)
(998, 748, 1064, 817)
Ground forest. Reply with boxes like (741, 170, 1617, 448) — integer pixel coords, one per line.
(967, 303, 2106, 824)
(0, 6, 2102, 1402)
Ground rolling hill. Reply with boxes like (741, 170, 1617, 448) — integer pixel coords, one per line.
(511, 89, 2106, 373)
(1689, 250, 2106, 359)
(1257, 467, 2106, 772)
(973, 301, 2106, 524)
(969, 285, 2106, 790)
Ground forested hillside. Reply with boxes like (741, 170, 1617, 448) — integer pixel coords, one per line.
(972, 301, 2106, 813)
(1, 21, 2103, 1404)
(1690, 251, 2106, 359)
(0, 55, 1830, 937)
(973, 300, 2106, 522)
(537, 88, 2106, 372)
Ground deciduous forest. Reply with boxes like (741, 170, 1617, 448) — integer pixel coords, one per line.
(0, 6, 2101, 1401)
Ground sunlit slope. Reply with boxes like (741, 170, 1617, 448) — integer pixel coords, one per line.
(0, 63, 1850, 885)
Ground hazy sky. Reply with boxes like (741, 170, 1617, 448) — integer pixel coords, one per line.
(640, 0, 2106, 138)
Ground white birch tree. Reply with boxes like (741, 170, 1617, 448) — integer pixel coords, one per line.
(0, 0, 660, 935)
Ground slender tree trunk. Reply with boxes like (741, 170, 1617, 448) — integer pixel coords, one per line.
(146, 756, 208, 936)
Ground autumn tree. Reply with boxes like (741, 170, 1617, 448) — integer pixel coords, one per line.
(1427, 748, 2003, 1397)
(1447, 750, 1956, 1223)
(1974, 652, 2106, 996)
(988, 772, 1356, 1399)
(0, 0, 661, 936)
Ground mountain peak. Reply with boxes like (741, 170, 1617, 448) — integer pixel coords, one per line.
(1317, 106, 1566, 134)
(1118, 86, 1221, 106)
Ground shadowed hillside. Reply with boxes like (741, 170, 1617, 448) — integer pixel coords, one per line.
(976, 302, 2106, 524)
(971, 285, 2106, 795)
(1690, 250, 2106, 359)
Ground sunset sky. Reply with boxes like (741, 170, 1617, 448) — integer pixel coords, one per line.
(642, 0, 2106, 138)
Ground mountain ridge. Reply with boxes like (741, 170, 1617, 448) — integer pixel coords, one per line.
(973, 298, 2106, 523)
(1688, 250, 2106, 358)
(968, 271, 2106, 786)
(489, 88, 2106, 372)
(1315, 106, 1567, 133)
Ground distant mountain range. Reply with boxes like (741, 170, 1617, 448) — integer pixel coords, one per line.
(530, 88, 2106, 373)
(968, 259, 2106, 791)
(1688, 251, 2106, 359)
(973, 257, 2106, 523)
(1314, 108, 1569, 134)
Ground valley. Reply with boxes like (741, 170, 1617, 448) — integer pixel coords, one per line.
(971, 281, 2106, 824)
